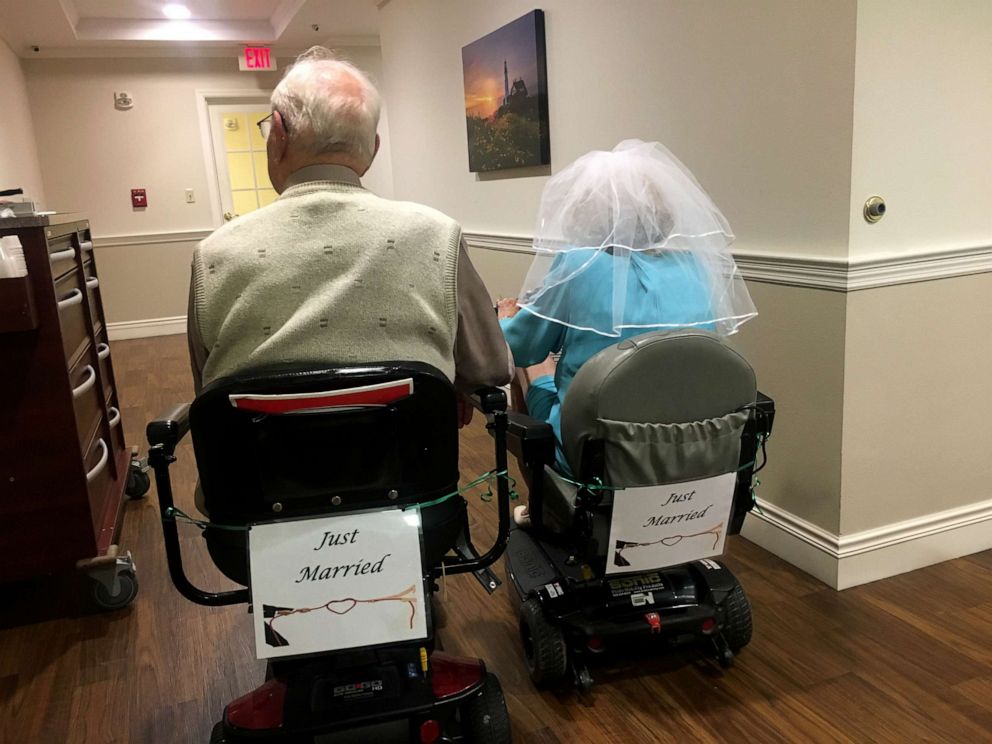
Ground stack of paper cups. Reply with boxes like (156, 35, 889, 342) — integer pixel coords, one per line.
(0, 235, 28, 278)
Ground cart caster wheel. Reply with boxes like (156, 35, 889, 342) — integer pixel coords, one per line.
(462, 673, 511, 744)
(90, 567, 138, 611)
(126, 465, 151, 499)
(575, 666, 595, 691)
(209, 722, 226, 744)
(718, 646, 735, 669)
(519, 598, 568, 688)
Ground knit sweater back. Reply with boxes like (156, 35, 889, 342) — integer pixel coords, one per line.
(192, 181, 460, 385)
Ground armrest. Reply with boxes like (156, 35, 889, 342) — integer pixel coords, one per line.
(505, 410, 556, 468)
(753, 391, 776, 438)
(469, 386, 508, 414)
(147, 403, 192, 450)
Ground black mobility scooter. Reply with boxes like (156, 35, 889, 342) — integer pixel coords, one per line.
(147, 362, 514, 743)
(502, 330, 774, 688)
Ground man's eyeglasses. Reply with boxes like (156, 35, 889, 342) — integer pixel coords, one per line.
(256, 112, 287, 140)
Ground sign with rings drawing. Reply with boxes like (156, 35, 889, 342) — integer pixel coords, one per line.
(605, 472, 736, 575)
(248, 509, 428, 659)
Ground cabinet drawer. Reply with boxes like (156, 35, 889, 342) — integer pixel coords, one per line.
(48, 235, 77, 280)
(69, 354, 102, 452)
(84, 436, 113, 536)
(54, 270, 88, 364)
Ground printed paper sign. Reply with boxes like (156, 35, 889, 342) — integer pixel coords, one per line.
(249, 509, 428, 659)
(605, 472, 736, 575)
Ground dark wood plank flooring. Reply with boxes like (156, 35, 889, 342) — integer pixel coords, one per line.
(1, 334, 990, 743)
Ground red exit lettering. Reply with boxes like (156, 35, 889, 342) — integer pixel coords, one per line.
(244, 47, 271, 70)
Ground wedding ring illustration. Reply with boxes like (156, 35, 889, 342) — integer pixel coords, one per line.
(613, 522, 724, 567)
(263, 584, 418, 647)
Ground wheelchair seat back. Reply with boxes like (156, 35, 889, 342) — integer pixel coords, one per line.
(188, 362, 462, 583)
(545, 331, 758, 563)
(561, 330, 756, 478)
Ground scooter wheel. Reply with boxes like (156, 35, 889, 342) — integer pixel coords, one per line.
(462, 673, 512, 744)
(209, 722, 226, 743)
(722, 582, 752, 652)
(519, 598, 568, 687)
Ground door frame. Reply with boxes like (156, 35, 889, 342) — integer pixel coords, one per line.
(195, 89, 273, 227)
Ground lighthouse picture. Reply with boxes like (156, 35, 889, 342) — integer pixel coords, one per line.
(461, 10, 550, 172)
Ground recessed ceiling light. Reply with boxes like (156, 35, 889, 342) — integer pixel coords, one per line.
(162, 4, 191, 20)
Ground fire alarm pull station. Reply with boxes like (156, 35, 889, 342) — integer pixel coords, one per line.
(131, 189, 147, 208)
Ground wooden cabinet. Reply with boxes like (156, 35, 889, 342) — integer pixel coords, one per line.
(0, 214, 136, 587)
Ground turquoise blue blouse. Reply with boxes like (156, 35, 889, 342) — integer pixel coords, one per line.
(500, 249, 715, 472)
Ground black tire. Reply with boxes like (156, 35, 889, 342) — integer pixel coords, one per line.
(722, 582, 752, 652)
(209, 722, 225, 744)
(126, 467, 151, 499)
(91, 569, 139, 611)
(462, 673, 512, 744)
(519, 598, 568, 687)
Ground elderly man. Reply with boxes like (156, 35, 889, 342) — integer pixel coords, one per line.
(188, 47, 510, 421)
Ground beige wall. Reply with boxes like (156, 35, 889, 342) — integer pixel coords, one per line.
(22, 48, 393, 325)
(379, 0, 857, 257)
(383, 0, 858, 539)
(0, 38, 45, 205)
(464, 246, 529, 302)
(841, 273, 992, 533)
(849, 1, 992, 257)
(732, 283, 848, 533)
(382, 1, 992, 583)
(93, 239, 197, 324)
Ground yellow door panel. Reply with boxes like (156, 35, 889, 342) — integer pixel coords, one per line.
(232, 190, 259, 215)
(253, 152, 272, 189)
(221, 113, 249, 151)
(249, 111, 270, 150)
(258, 189, 278, 208)
(227, 152, 255, 190)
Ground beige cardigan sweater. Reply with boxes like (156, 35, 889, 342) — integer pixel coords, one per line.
(189, 165, 509, 390)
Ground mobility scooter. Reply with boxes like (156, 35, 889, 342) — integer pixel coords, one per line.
(501, 330, 774, 688)
(147, 361, 514, 742)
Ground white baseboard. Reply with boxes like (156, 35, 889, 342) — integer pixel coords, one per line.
(741, 497, 992, 589)
(107, 315, 187, 341)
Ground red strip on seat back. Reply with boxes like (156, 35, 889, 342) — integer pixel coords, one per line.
(229, 378, 414, 414)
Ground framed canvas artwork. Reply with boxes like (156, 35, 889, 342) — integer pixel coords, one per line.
(462, 10, 550, 172)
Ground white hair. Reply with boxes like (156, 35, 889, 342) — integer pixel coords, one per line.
(271, 47, 381, 167)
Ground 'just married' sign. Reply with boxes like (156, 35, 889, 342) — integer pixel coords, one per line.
(248, 509, 428, 659)
(605, 472, 736, 575)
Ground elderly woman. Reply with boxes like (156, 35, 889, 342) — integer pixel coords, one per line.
(498, 140, 756, 506)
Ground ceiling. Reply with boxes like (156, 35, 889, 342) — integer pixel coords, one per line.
(0, 0, 381, 57)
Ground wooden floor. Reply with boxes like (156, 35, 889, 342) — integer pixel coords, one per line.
(2, 334, 991, 744)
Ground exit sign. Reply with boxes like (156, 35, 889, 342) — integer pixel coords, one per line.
(240, 47, 276, 72)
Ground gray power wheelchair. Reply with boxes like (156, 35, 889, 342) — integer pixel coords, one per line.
(147, 361, 514, 743)
(501, 330, 775, 689)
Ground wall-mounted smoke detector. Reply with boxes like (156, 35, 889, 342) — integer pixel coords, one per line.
(114, 91, 134, 110)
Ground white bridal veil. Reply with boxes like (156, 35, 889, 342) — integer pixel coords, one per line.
(517, 139, 757, 337)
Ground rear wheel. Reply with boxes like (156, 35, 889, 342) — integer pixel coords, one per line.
(722, 582, 752, 652)
(519, 598, 568, 687)
(462, 673, 511, 744)
(209, 722, 225, 743)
